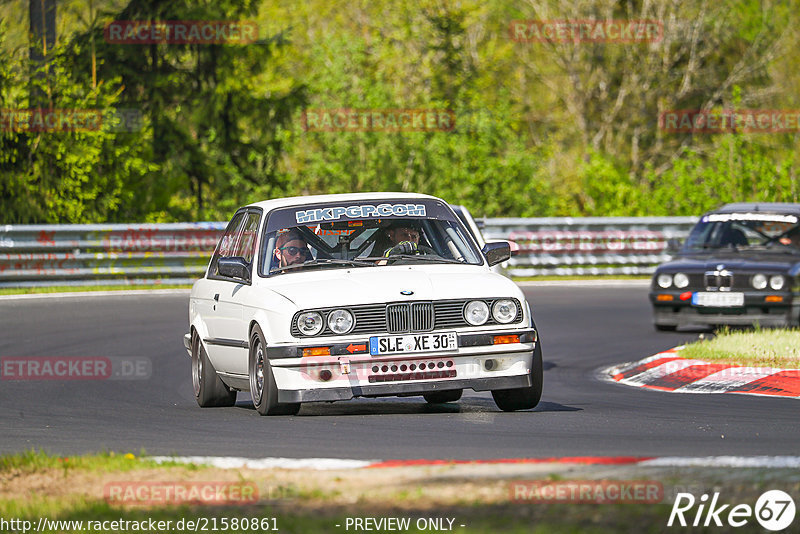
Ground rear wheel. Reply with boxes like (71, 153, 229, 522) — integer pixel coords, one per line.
(423, 389, 462, 404)
(491, 340, 543, 412)
(249, 325, 300, 416)
(191, 333, 236, 407)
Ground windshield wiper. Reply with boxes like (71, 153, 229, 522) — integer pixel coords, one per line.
(370, 254, 465, 264)
(272, 258, 375, 274)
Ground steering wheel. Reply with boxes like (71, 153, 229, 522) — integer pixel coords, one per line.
(384, 241, 435, 257)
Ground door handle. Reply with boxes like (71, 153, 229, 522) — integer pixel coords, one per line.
(213, 293, 219, 301)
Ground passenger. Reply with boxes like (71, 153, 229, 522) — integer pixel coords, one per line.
(274, 229, 312, 268)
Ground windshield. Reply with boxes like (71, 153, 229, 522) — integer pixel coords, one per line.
(684, 212, 800, 252)
(259, 200, 483, 275)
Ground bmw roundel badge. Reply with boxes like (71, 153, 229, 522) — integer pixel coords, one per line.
(400, 290, 414, 295)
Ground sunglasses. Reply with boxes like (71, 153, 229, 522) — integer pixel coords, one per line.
(279, 246, 306, 256)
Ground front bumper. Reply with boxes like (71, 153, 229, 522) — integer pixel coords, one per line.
(268, 330, 536, 403)
(650, 290, 800, 327)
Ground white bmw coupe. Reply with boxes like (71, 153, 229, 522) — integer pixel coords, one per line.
(184, 193, 542, 415)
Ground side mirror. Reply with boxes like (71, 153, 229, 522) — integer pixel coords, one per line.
(218, 257, 250, 281)
(482, 241, 511, 267)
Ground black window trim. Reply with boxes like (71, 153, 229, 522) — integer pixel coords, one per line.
(207, 207, 263, 285)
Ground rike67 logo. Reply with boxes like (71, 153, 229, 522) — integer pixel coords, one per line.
(668, 490, 795, 531)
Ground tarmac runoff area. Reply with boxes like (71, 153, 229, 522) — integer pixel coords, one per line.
(603, 347, 800, 399)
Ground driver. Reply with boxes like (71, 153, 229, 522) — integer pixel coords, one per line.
(274, 228, 312, 268)
(383, 220, 422, 257)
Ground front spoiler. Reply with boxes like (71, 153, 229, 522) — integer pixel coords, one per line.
(277, 374, 530, 403)
(652, 305, 799, 328)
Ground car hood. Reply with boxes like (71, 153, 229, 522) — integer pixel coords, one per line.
(660, 252, 799, 273)
(260, 266, 522, 310)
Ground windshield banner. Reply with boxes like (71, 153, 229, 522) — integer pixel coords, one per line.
(295, 204, 427, 224)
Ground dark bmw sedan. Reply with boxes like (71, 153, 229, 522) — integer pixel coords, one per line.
(650, 203, 800, 330)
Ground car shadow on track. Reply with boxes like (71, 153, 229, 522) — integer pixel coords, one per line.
(231, 394, 581, 416)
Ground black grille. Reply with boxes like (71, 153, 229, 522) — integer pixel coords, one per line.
(386, 303, 411, 333)
(705, 270, 733, 290)
(291, 298, 524, 337)
(412, 302, 433, 331)
(384, 302, 435, 333)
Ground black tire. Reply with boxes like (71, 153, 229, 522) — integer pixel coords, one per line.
(491, 340, 543, 412)
(249, 325, 300, 416)
(191, 333, 236, 407)
(423, 389, 463, 404)
(654, 323, 677, 332)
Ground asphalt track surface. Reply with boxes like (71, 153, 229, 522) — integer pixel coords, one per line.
(1, 285, 798, 459)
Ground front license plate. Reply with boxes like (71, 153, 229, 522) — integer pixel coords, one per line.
(369, 332, 457, 356)
(692, 292, 745, 307)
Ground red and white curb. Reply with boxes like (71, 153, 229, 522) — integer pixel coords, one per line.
(604, 347, 800, 399)
(150, 455, 800, 470)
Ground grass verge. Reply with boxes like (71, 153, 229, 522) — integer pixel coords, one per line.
(3, 451, 797, 533)
(0, 284, 192, 296)
(678, 328, 800, 368)
(0, 450, 189, 473)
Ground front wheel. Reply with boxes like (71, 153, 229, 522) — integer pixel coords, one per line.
(491, 340, 543, 412)
(191, 333, 236, 407)
(249, 325, 300, 416)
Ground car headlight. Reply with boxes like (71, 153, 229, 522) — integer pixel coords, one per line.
(752, 273, 767, 290)
(327, 309, 354, 334)
(657, 274, 673, 288)
(769, 275, 785, 291)
(464, 300, 489, 326)
(297, 311, 324, 336)
(492, 299, 517, 324)
(673, 273, 689, 288)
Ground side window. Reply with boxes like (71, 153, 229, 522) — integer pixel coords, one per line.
(232, 212, 261, 263)
(209, 211, 246, 279)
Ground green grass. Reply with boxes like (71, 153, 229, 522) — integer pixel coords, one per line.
(0, 450, 188, 473)
(679, 328, 800, 368)
(0, 284, 192, 296)
(1, 450, 791, 533)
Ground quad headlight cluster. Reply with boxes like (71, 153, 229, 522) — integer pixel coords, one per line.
(464, 299, 518, 326)
(295, 298, 522, 337)
(656, 273, 689, 289)
(751, 274, 784, 290)
(296, 309, 355, 336)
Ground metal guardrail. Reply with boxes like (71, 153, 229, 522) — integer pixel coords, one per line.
(0, 223, 225, 288)
(0, 217, 698, 287)
(484, 216, 698, 277)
